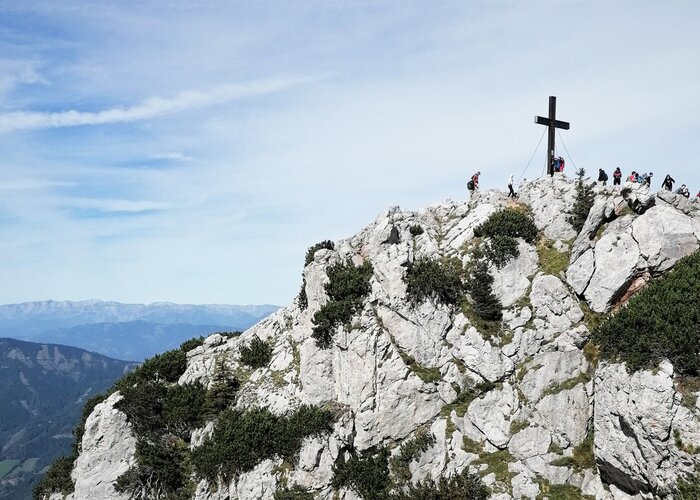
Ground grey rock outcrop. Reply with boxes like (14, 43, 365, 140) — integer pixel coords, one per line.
(52, 176, 700, 500)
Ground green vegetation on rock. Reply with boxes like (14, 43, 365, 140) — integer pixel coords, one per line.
(389, 429, 435, 482)
(32, 457, 75, 500)
(466, 261, 503, 322)
(333, 447, 391, 499)
(312, 260, 374, 348)
(193, 405, 334, 482)
(592, 250, 700, 375)
(239, 336, 273, 369)
(298, 240, 336, 311)
(274, 485, 315, 500)
(567, 168, 595, 234)
(389, 467, 489, 500)
(404, 257, 465, 306)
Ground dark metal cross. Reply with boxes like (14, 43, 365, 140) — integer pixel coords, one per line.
(535, 96, 570, 176)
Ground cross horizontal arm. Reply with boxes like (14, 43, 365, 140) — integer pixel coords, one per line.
(534, 116, 570, 129)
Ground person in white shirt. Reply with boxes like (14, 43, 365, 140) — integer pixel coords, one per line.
(507, 174, 516, 198)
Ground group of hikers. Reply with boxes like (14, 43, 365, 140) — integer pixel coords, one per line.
(466, 167, 699, 199)
(597, 167, 696, 198)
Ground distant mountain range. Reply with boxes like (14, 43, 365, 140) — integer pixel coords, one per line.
(0, 300, 280, 361)
(0, 338, 138, 500)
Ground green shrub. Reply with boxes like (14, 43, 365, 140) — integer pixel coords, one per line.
(115, 348, 188, 392)
(474, 207, 539, 243)
(409, 225, 424, 236)
(467, 261, 503, 321)
(676, 465, 700, 499)
(114, 439, 193, 500)
(592, 250, 700, 375)
(473, 208, 538, 268)
(484, 234, 520, 269)
(274, 485, 315, 500)
(239, 336, 273, 369)
(298, 280, 309, 310)
(389, 467, 489, 500)
(305, 240, 335, 267)
(203, 357, 240, 418)
(32, 456, 75, 500)
(568, 168, 595, 234)
(192, 405, 333, 482)
(333, 447, 391, 499)
(163, 383, 207, 439)
(390, 430, 435, 482)
(312, 260, 374, 348)
(180, 336, 205, 353)
(404, 257, 465, 306)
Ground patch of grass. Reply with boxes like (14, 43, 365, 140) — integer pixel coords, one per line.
(461, 300, 502, 339)
(239, 336, 273, 369)
(583, 342, 601, 368)
(537, 238, 570, 276)
(400, 353, 441, 383)
(274, 485, 315, 500)
(592, 250, 700, 375)
(462, 436, 484, 454)
(535, 477, 595, 500)
(579, 301, 605, 332)
(541, 372, 591, 398)
(676, 376, 700, 409)
(674, 429, 699, 455)
(549, 429, 595, 470)
(473, 449, 516, 485)
(312, 260, 374, 348)
(548, 441, 564, 455)
(440, 380, 495, 418)
(510, 419, 530, 435)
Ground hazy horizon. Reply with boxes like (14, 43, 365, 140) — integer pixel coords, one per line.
(1, 1, 699, 306)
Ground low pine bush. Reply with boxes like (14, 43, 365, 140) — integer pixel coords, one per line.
(274, 485, 315, 500)
(389, 467, 489, 500)
(192, 405, 334, 482)
(332, 447, 391, 499)
(312, 260, 373, 348)
(592, 250, 700, 374)
(409, 225, 424, 236)
(467, 261, 503, 321)
(473, 207, 539, 243)
(473, 207, 538, 268)
(305, 240, 335, 267)
(239, 336, 273, 369)
(32, 457, 75, 499)
(568, 168, 595, 234)
(404, 257, 465, 306)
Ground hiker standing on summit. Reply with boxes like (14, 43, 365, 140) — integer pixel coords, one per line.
(662, 174, 675, 191)
(598, 168, 608, 186)
(507, 174, 516, 198)
(613, 167, 622, 188)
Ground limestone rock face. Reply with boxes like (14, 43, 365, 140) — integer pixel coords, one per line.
(566, 193, 700, 312)
(58, 176, 700, 500)
(69, 392, 136, 500)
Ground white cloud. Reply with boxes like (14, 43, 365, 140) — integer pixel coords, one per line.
(0, 179, 75, 190)
(148, 152, 192, 162)
(0, 76, 315, 133)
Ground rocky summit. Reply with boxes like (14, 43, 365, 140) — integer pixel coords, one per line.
(43, 175, 700, 500)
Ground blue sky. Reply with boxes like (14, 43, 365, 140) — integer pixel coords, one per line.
(1, 1, 699, 306)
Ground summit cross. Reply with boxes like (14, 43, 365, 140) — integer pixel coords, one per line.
(535, 96, 570, 176)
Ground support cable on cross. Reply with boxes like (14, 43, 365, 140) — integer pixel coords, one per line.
(535, 96, 570, 176)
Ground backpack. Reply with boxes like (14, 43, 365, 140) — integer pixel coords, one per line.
(467, 180, 474, 190)
(601, 172, 608, 181)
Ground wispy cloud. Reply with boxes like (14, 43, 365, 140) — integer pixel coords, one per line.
(148, 152, 192, 162)
(0, 179, 74, 190)
(0, 77, 315, 133)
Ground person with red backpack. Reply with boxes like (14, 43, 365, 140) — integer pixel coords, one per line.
(467, 171, 481, 195)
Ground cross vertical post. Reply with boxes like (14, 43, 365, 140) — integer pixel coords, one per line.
(535, 96, 570, 176)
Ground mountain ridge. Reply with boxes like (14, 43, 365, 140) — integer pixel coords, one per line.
(39, 175, 700, 500)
